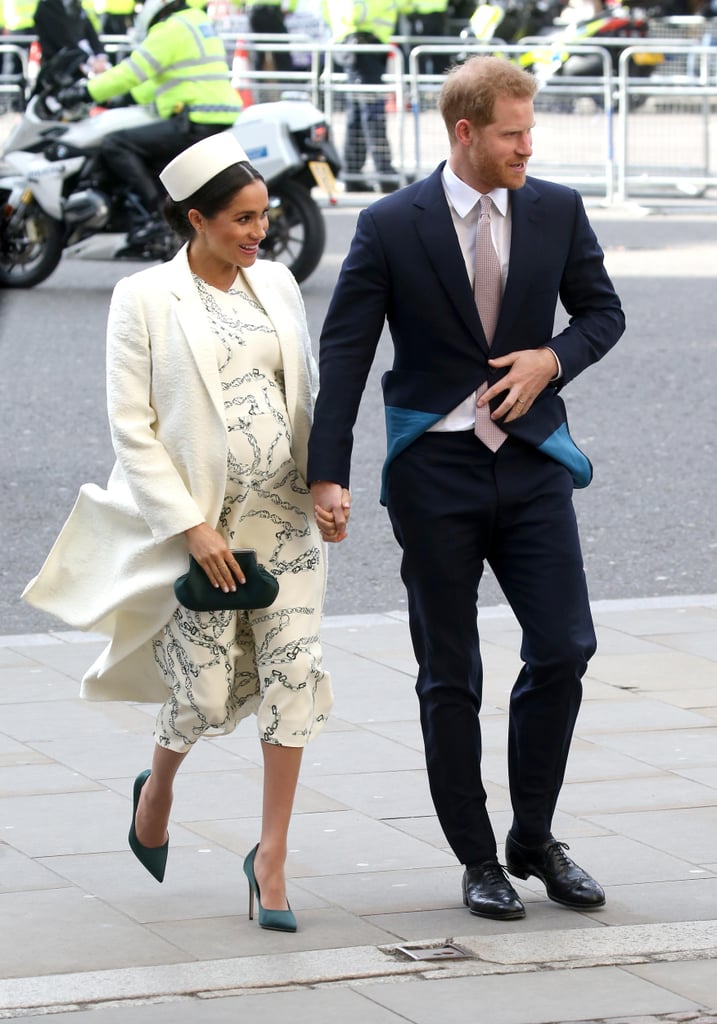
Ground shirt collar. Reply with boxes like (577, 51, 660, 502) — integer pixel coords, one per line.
(442, 161, 509, 220)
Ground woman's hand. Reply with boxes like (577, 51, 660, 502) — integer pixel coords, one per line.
(184, 523, 245, 593)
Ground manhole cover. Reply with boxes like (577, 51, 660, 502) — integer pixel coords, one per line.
(395, 943, 473, 962)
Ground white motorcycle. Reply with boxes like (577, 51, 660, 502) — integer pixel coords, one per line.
(0, 48, 341, 287)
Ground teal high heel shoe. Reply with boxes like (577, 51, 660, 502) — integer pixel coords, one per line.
(243, 843, 297, 932)
(128, 769, 169, 883)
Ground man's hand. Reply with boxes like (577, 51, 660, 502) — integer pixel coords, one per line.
(89, 54, 110, 74)
(311, 481, 351, 543)
(477, 348, 559, 423)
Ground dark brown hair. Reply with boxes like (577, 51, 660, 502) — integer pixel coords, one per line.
(163, 160, 265, 241)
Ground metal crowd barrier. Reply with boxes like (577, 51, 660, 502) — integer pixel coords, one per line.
(321, 43, 407, 190)
(4, 29, 716, 204)
(215, 35, 717, 203)
(223, 34, 324, 107)
(616, 43, 717, 202)
(407, 42, 617, 201)
(0, 43, 29, 110)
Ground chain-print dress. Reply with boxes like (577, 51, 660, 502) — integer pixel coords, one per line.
(151, 270, 332, 750)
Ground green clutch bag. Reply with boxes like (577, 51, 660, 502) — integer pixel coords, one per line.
(174, 549, 279, 611)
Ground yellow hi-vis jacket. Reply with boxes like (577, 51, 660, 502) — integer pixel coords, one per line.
(324, 0, 399, 44)
(94, 0, 136, 16)
(401, 0, 448, 14)
(245, 0, 297, 8)
(88, 6, 243, 123)
(3, 0, 38, 30)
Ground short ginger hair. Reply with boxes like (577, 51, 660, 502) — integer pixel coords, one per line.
(439, 56, 537, 144)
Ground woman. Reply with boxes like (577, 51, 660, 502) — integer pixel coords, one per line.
(23, 131, 344, 933)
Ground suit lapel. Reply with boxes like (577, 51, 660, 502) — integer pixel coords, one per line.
(493, 181, 542, 352)
(413, 168, 489, 353)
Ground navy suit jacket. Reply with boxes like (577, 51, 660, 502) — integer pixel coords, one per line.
(307, 165, 625, 502)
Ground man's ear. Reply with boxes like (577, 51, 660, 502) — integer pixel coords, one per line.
(455, 118, 474, 146)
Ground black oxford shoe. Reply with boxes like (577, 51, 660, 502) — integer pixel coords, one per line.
(505, 833, 606, 910)
(462, 860, 526, 919)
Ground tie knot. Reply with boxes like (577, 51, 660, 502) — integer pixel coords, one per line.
(479, 195, 492, 219)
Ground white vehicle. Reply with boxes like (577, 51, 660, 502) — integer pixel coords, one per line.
(0, 47, 341, 287)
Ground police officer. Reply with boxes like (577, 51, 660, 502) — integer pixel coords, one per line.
(92, 0, 135, 62)
(244, 0, 297, 75)
(34, 0, 108, 68)
(95, 0, 135, 35)
(326, 0, 399, 191)
(1, 0, 37, 40)
(1, 0, 38, 109)
(59, 0, 243, 249)
(402, 0, 450, 75)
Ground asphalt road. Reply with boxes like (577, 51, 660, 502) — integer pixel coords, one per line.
(1, 199, 715, 637)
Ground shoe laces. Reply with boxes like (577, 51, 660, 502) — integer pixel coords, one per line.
(479, 860, 509, 883)
(545, 839, 572, 868)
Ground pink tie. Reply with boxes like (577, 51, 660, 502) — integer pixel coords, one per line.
(474, 195, 507, 452)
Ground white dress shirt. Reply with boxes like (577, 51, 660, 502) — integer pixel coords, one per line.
(428, 162, 560, 434)
(428, 163, 510, 432)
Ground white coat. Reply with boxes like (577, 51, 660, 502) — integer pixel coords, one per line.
(23, 246, 321, 703)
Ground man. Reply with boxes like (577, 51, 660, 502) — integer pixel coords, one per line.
(325, 0, 399, 191)
(402, 0, 450, 76)
(58, 0, 243, 250)
(308, 56, 624, 920)
(95, 0, 135, 36)
(1, 0, 38, 110)
(34, 0, 108, 68)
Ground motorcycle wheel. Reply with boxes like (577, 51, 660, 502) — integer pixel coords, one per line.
(0, 198, 65, 288)
(261, 179, 325, 284)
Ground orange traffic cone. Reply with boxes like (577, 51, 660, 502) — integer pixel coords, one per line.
(27, 40, 42, 92)
(232, 37, 254, 109)
(385, 44, 399, 114)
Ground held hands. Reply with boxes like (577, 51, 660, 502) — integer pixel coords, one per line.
(477, 348, 559, 423)
(184, 522, 245, 593)
(311, 482, 351, 543)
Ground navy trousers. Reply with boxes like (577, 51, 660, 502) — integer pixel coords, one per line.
(386, 430, 596, 867)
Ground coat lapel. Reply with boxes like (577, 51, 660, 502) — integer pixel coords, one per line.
(164, 246, 226, 427)
(163, 250, 305, 459)
(493, 181, 542, 352)
(241, 260, 298, 369)
(413, 167, 489, 353)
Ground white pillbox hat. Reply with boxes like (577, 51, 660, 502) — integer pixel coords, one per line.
(159, 132, 250, 202)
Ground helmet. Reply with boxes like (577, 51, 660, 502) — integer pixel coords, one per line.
(132, 0, 186, 41)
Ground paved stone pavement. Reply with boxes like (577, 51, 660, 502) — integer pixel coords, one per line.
(0, 594, 715, 1022)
